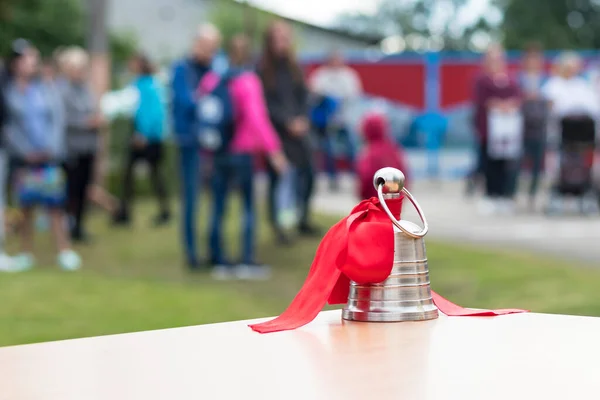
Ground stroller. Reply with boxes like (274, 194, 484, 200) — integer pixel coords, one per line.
(545, 116, 597, 215)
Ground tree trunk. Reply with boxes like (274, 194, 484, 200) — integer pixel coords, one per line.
(86, 0, 110, 98)
(86, 0, 111, 187)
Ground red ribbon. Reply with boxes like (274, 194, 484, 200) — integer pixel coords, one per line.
(250, 197, 527, 334)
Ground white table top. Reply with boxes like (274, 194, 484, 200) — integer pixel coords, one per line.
(1, 310, 599, 400)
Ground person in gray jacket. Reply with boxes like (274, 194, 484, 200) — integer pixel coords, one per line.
(4, 39, 81, 271)
(58, 46, 106, 242)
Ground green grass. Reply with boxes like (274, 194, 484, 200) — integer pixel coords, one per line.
(1, 199, 600, 347)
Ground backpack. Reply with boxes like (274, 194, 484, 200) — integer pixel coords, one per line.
(310, 94, 339, 131)
(195, 71, 238, 153)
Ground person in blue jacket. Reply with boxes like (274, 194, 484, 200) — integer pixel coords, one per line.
(170, 24, 221, 270)
(410, 111, 448, 181)
(114, 53, 170, 227)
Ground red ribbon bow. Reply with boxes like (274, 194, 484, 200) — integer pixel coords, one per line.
(250, 197, 527, 334)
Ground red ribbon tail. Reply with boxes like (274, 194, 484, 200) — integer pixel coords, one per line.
(432, 291, 529, 316)
(249, 218, 349, 334)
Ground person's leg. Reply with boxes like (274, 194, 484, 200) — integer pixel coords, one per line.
(70, 154, 93, 241)
(298, 162, 319, 235)
(505, 158, 520, 199)
(64, 157, 79, 231)
(114, 148, 139, 224)
(49, 208, 70, 253)
(234, 154, 271, 280)
(238, 155, 256, 265)
(0, 151, 6, 255)
(528, 139, 545, 199)
(147, 143, 170, 223)
(209, 155, 231, 267)
(468, 137, 488, 195)
(0, 151, 16, 271)
(323, 133, 338, 189)
(267, 160, 292, 244)
(342, 127, 357, 173)
(178, 146, 200, 267)
(19, 207, 34, 255)
(485, 158, 499, 197)
(267, 161, 278, 226)
(50, 207, 82, 271)
(78, 154, 95, 239)
(427, 146, 441, 180)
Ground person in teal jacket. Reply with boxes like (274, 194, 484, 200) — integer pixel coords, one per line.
(114, 53, 171, 226)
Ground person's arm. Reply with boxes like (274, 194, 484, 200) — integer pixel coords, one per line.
(346, 69, 363, 100)
(4, 122, 34, 160)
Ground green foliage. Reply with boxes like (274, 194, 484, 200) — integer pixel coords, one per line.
(501, 0, 600, 50)
(109, 31, 138, 68)
(338, 0, 600, 51)
(336, 0, 500, 51)
(0, 0, 136, 69)
(0, 0, 84, 57)
(209, 0, 271, 51)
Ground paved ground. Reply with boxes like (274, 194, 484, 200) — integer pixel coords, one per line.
(312, 174, 600, 265)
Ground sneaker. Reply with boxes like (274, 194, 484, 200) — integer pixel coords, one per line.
(58, 250, 82, 271)
(112, 208, 131, 227)
(477, 198, 498, 216)
(71, 229, 93, 244)
(152, 211, 171, 227)
(497, 199, 516, 216)
(274, 229, 294, 246)
(298, 224, 322, 237)
(12, 253, 35, 272)
(235, 264, 272, 281)
(210, 264, 236, 281)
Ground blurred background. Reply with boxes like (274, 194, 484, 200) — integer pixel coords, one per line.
(1, 0, 600, 346)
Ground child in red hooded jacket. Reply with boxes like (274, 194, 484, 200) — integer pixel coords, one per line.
(356, 112, 410, 200)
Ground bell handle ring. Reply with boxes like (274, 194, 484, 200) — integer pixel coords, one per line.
(375, 175, 429, 239)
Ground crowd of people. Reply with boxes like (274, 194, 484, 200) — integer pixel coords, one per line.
(6, 21, 587, 277)
(0, 20, 407, 279)
(467, 43, 600, 215)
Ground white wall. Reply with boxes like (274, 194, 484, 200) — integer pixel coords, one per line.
(108, 0, 212, 62)
(108, 0, 374, 63)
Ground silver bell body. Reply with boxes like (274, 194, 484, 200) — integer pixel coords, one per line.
(342, 222, 438, 322)
(342, 167, 438, 323)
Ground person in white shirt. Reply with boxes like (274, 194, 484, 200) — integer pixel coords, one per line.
(309, 50, 363, 190)
(542, 52, 600, 122)
(541, 52, 599, 212)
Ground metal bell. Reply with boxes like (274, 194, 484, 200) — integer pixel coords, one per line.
(342, 168, 439, 322)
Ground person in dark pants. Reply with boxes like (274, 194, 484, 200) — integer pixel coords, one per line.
(518, 43, 549, 209)
(203, 35, 287, 280)
(170, 24, 221, 269)
(59, 46, 105, 243)
(472, 44, 521, 215)
(258, 20, 320, 244)
(4, 39, 81, 271)
(114, 53, 170, 226)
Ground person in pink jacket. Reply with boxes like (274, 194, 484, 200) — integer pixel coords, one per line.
(203, 34, 287, 281)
